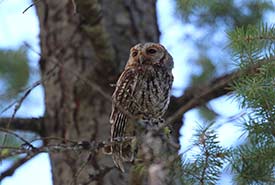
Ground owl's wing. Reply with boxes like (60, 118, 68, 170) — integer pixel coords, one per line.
(110, 68, 138, 172)
(110, 108, 127, 172)
(110, 68, 137, 134)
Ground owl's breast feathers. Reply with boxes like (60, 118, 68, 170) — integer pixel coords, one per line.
(113, 64, 173, 120)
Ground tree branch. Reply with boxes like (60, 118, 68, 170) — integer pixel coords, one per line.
(0, 152, 38, 180)
(0, 137, 129, 180)
(0, 117, 44, 135)
(167, 57, 275, 126)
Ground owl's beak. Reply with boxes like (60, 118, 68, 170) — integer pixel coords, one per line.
(138, 53, 146, 64)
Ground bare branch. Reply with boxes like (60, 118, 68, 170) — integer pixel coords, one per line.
(22, 0, 41, 14)
(0, 117, 44, 134)
(0, 152, 38, 180)
(166, 73, 236, 126)
(0, 136, 128, 180)
(0, 137, 135, 159)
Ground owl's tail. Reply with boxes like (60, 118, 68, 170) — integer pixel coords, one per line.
(110, 110, 134, 172)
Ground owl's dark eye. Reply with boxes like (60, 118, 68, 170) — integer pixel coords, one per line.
(132, 51, 138, 57)
(147, 48, 157, 54)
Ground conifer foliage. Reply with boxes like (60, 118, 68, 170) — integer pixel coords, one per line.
(178, 124, 228, 185)
(228, 24, 275, 184)
(175, 23, 275, 185)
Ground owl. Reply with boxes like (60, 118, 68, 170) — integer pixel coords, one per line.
(110, 42, 174, 172)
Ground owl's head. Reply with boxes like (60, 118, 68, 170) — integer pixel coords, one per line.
(126, 43, 173, 70)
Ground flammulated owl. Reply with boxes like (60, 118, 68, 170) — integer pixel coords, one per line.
(110, 43, 174, 172)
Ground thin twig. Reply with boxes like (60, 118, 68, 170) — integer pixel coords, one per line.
(24, 42, 112, 102)
(0, 128, 35, 150)
(0, 136, 134, 158)
(69, 153, 93, 185)
(22, 0, 41, 14)
(0, 59, 57, 115)
(29, 136, 77, 144)
(1, 64, 57, 146)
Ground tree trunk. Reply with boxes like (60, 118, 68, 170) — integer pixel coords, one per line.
(35, 0, 160, 184)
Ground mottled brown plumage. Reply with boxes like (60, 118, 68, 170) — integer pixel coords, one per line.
(110, 43, 174, 172)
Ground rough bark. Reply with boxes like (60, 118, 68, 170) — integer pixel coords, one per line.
(35, 0, 159, 184)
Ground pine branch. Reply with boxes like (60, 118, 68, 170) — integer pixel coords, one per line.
(178, 124, 227, 185)
(167, 56, 275, 126)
